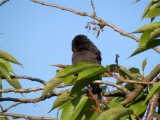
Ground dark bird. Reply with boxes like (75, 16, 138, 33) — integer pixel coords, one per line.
(72, 34, 102, 99)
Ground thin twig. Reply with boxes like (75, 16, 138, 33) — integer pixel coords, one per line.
(10, 75, 47, 85)
(3, 102, 22, 112)
(93, 80, 130, 94)
(0, 90, 67, 102)
(91, 0, 96, 17)
(0, 112, 56, 120)
(0, 87, 44, 93)
(87, 86, 102, 113)
(110, 73, 157, 85)
(31, 0, 160, 54)
(0, 0, 9, 6)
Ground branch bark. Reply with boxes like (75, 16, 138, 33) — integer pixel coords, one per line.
(0, 112, 56, 120)
(120, 64, 160, 106)
(0, 0, 9, 6)
(31, 0, 160, 54)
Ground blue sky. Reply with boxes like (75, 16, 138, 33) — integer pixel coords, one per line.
(0, 0, 159, 118)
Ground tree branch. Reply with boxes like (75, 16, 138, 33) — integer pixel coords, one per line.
(0, 112, 56, 120)
(10, 75, 46, 85)
(2, 102, 22, 112)
(31, 0, 160, 54)
(120, 64, 160, 106)
(93, 80, 130, 94)
(0, 0, 9, 6)
(146, 93, 159, 120)
(0, 87, 44, 93)
(0, 89, 68, 102)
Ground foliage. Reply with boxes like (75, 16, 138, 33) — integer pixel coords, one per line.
(0, 0, 160, 120)
(131, 0, 160, 57)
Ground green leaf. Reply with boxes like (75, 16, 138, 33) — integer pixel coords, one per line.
(134, 22, 160, 33)
(0, 69, 21, 89)
(130, 30, 160, 57)
(142, 2, 152, 19)
(142, 1, 160, 19)
(142, 58, 147, 72)
(0, 58, 15, 74)
(119, 67, 138, 80)
(85, 111, 100, 120)
(150, 27, 160, 40)
(77, 98, 99, 120)
(77, 66, 103, 81)
(0, 77, 2, 98)
(107, 102, 123, 109)
(97, 108, 133, 120)
(71, 67, 107, 95)
(9, 78, 22, 89)
(145, 7, 160, 18)
(49, 90, 74, 112)
(41, 77, 64, 97)
(129, 67, 140, 74)
(143, 82, 160, 105)
(131, 39, 160, 57)
(129, 101, 147, 119)
(64, 75, 76, 86)
(60, 96, 88, 120)
(56, 62, 102, 78)
(0, 50, 22, 66)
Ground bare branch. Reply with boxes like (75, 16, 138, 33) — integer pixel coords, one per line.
(2, 102, 22, 112)
(0, 112, 56, 120)
(0, 87, 44, 93)
(146, 93, 159, 120)
(120, 64, 160, 106)
(10, 75, 46, 85)
(0, 90, 68, 102)
(0, 0, 9, 6)
(110, 73, 157, 85)
(31, 0, 160, 54)
(91, 0, 96, 17)
(93, 80, 130, 94)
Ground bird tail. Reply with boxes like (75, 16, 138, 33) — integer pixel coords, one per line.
(90, 83, 103, 100)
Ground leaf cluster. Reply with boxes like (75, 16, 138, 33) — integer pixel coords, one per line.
(131, 0, 160, 57)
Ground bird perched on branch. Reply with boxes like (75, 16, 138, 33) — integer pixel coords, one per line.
(72, 34, 102, 99)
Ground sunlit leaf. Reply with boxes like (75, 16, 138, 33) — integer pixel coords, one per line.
(71, 67, 107, 95)
(57, 62, 102, 78)
(130, 30, 160, 57)
(0, 58, 15, 74)
(97, 108, 133, 120)
(0, 50, 22, 66)
(49, 90, 75, 112)
(143, 82, 160, 105)
(9, 78, 22, 89)
(134, 22, 160, 33)
(0, 69, 21, 89)
(129, 101, 147, 119)
(129, 67, 140, 74)
(142, 58, 147, 72)
(64, 75, 76, 85)
(142, 2, 152, 19)
(60, 96, 88, 120)
(150, 27, 160, 40)
(77, 66, 103, 81)
(119, 67, 138, 80)
(145, 7, 160, 18)
(142, 1, 160, 19)
(77, 98, 99, 120)
(41, 77, 64, 97)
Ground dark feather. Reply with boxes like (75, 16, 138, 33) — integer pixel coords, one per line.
(72, 34, 102, 99)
